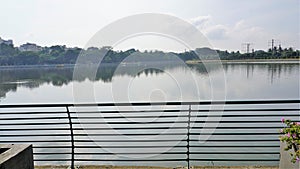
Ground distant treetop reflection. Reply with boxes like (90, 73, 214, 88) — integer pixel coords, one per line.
(0, 62, 299, 99)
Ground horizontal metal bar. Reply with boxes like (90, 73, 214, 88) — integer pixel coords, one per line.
(71, 109, 186, 114)
(107, 99, 299, 105)
(1, 114, 297, 121)
(72, 139, 278, 142)
(73, 133, 186, 136)
(189, 152, 279, 154)
(74, 139, 187, 142)
(0, 117, 69, 120)
(0, 134, 71, 137)
(69, 108, 299, 114)
(0, 126, 283, 131)
(0, 120, 284, 125)
(1, 133, 281, 137)
(71, 132, 280, 136)
(70, 152, 279, 155)
(70, 121, 185, 124)
(1, 108, 296, 115)
(34, 159, 71, 161)
(0, 140, 71, 143)
(0, 133, 185, 137)
(0, 128, 70, 131)
(80, 133, 279, 136)
(1, 99, 299, 108)
(190, 159, 279, 161)
(0, 133, 281, 137)
(72, 159, 188, 161)
(72, 120, 298, 124)
(33, 158, 280, 162)
(0, 120, 297, 125)
(202, 114, 300, 117)
(71, 115, 189, 119)
(32, 145, 280, 149)
(0, 104, 73, 108)
(34, 158, 187, 162)
(190, 139, 279, 142)
(30, 120, 294, 125)
(0, 110, 296, 119)
(0, 111, 66, 115)
(73, 127, 188, 130)
(73, 126, 283, 130)
(74, 145, 187, 148)
(72, 145, 279, 148)
(190, 132, 280, 135)
(192, 120, 299, 123)
(73, 152, 187, 155)
(1, 139, 278, 143)
(33, 146, 72, 148)
(34, 152, 71, 155)
(0, 121, 183, 125)
(190, 145, 280, 148)
(72, 158, 279, 162)
(0, 122, 70, 125)
(68, 114, 300, 119)
(193, 108, 300, 112)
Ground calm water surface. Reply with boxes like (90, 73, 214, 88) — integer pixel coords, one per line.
(0, 61, 299, 103)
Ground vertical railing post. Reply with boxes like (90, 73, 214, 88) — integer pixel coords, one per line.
(66, 106, 75, 169)
(187, 104, 191, 169)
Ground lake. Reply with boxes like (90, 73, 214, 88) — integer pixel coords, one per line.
(0, 61, 299, 104)
(0, 61, 299, 167)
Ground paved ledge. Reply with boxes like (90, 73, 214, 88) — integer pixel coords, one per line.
(0, 144, 34, 169)
(35, 166, 279, 169)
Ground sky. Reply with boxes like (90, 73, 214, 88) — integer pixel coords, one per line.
(0, 0, 299, 51)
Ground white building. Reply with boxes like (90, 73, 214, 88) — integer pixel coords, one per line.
(19, 43, 42, 52)
(0, 37, 13, 46)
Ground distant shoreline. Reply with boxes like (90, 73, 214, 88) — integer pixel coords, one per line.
(0, 59, 299, 69)
(186, 58, 300, 64)
(0, 64, 75, 69)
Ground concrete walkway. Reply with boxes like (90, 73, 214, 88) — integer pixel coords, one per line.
(35, 166, 279, 169)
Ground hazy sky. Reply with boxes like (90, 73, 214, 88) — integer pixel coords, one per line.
(0, 0, 299, 51)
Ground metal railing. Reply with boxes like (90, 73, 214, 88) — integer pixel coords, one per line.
(0, 100, 299, 168)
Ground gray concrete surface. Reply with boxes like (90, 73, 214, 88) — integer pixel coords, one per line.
(279, 142, 299, 169)
(0, 144, 34, 169)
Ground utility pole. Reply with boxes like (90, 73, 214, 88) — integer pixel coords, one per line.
(242, 43, 254, 53)
(271, 39, 274, 50)
(246, 43, 250, 53)
(268, 39, 281, 58)
(268, 39, 281, 51)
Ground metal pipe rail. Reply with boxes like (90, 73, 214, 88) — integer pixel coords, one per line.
(0, 99, 299, 168)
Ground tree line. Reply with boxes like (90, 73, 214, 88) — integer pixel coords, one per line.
(0, 43, 299, 66)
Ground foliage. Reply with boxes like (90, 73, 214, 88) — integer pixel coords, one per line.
(280, 118, 300, 163)
(0, 42, 299, 66)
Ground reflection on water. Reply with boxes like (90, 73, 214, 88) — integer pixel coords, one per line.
(223, 62, 298, 84)
(0, 61, 299, 103)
